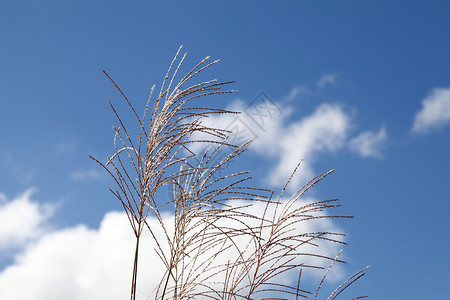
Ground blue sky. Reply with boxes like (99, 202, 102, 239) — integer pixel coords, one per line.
(1, 1, 450, 299)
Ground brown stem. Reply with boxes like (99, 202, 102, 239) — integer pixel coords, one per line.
(130, 235, 140, 300)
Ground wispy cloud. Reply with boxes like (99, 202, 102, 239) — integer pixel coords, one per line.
(0, 189, 54, 250)
(349, 126, 387, 159)
(53, 138, 78, 156)
(411, 87, 450, 135)
(282, 85, 308, 102)
(71, 169, 103, 181)
(0, 149, 36, 185)
(317, 73, 338, 88)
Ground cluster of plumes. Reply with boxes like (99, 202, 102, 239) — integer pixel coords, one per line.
(91, 47, 368, 300)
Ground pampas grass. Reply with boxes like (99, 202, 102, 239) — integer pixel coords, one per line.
(91, 47, 368, 299)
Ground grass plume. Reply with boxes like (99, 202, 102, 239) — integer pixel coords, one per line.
(91, 47, 368, 299)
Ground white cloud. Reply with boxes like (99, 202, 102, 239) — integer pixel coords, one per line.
(0, 189, 54, 250)
(189, 99, 352, 190)
(71, 169, 103, 181)
(282, 85, 308, 102)
(0, 211, 148, 300)
(267, 103, 351, 188)
(411, 87, 450, 134)
(229, 102, 351, 188)
(0, 195, 346, 299)
(317, 74, 338, 88)
(349, 126, 387, 159)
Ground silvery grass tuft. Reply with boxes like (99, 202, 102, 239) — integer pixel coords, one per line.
(91, 47, 368, 300)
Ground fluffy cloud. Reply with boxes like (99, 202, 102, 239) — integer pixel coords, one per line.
(0, 211, 151, 299)
(191, 98, 352, 190)
(0, 189, 54, 250)
(411, 87, 450, 134)
(0, 210, 172, 300)
(0, 197, 346, 299)
(349, 126, 387, 159)
(266, 103, 351, 188)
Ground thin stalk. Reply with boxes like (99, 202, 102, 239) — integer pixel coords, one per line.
(161, 267, 174, 299)
(130, 234, 140, 300)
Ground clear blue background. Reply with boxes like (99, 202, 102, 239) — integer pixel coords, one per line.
(1, 1, 450, 298)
